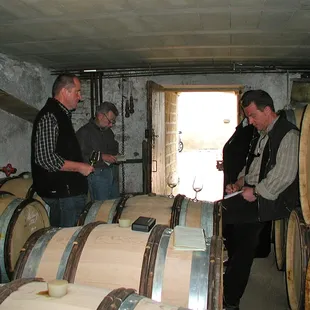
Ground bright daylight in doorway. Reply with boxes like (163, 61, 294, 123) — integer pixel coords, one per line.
(177, 91, 238, 202)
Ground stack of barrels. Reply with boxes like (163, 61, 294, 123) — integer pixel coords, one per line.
(0, 188, 223, 309)
(0, 173, 50, 283)
(273, 104, 305, 273)
(285, 101, 310, 310)
(271, 81, 310, 310)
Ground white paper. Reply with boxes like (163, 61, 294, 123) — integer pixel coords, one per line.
(224, 190, 243, 199)
(173, 225, 206, 251)
(115, 154, 126, 162)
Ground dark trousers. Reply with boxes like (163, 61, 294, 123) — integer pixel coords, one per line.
(42, 194, 87, 227)
(221, 195, 270, 306)
(87, 166, 119, 201)
(224, 221, 271, 259)
(224, 222, 265, 306)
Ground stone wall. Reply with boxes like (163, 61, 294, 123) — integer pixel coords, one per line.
(72, 72, 299, 193)
(0, 53, 54, 177)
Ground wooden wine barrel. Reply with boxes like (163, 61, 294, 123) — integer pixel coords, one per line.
(299, 104, 310, 226)
(0, 176, 20, 188)
(0, 278, 188, 310)
(13, 223, 223, 309)
(0, 173, 33, 199)
(273, 218, 288, 271)
(306, 258, 310, 310)
(0, 175, 50, 216)
(286, 208, 310, 310)
(78, 194, 221, 238)
(0, 194, 50, 283)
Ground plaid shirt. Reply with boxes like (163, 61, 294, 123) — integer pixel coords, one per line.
(34, 101, 72, 172)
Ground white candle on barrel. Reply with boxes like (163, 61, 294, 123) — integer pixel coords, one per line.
(47, 279, 68, 298)
(119, 218, 131, 228)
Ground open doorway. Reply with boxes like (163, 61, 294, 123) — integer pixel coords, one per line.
(177, 92, 238, 201)
(146, 81, 241, 200)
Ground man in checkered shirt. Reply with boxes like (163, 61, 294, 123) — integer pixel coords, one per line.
(31, 74, 94, 227)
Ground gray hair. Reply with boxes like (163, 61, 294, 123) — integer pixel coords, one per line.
(96, 101, 119, 116)
(52, 74, 77, 97)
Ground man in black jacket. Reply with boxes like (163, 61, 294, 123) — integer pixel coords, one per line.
(31, 74, 94, 227)
(221, 115, 254, 258)
(222, 90, 299, 309)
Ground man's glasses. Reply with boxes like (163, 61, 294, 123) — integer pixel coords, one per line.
(103, 113, 116, 125)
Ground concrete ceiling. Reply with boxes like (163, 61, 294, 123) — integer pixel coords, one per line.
(1, 0, 310, 72)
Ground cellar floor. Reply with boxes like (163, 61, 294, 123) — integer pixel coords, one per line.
(240, 247, 289, 310)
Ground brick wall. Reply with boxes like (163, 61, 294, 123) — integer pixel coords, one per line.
(165, 92, 178, 194)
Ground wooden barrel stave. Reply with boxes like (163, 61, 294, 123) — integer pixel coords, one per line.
(0, 195, 49, 282)
(208, 233, 223, 310)
(0, 176, 33, 199)
(79, 194, 219, 238)
(14, 223, 223, 309)
(306, 258, 310, 310)
(0, 175, 49, 215)
(122, 195, 173, 226)
(0, 278, 188, 310)
(300, 104, 310, 225)
(274, 218, 288, 271)
(179, 198, 202, 228)
(179, 198, 216, 237)
(286, 208, 310, 310)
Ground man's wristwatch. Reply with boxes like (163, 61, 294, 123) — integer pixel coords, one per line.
(253, 187, 259, 198)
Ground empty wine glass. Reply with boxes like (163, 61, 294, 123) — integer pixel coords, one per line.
(89, 150, 100, 166)
(167, 172, 179, 198)
(192, 176, 203, 202)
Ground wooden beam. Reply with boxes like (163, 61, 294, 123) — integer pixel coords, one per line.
(0, 89, 39, 123)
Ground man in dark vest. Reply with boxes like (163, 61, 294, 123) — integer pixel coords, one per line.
(221, 93, 271, 263)
(31, 74, 94, 227)
(222, 90, 299, 309)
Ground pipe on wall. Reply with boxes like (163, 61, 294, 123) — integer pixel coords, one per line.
(90, 73, 95, 118)
(99, 72, 103, 104)
(94, 72, 99, 109)
(52, 63, 310, 79)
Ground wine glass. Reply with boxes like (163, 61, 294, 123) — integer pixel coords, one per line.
(192, 176, 203, 202)
(167, 172, 179, 198)
(89, 150, 100, 166)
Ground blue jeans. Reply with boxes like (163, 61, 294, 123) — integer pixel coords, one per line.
(88, 166, 119, 201)
(42, 195, 87, 227)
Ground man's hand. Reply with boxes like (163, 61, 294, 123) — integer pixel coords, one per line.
(61, 160, 94, 176)
(216, 160, 223, 171)
(102, 154, 117, 163)
(225, 183, 240, 194)
(242, 186, 257, 202)
(79, 163, 95, 176)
